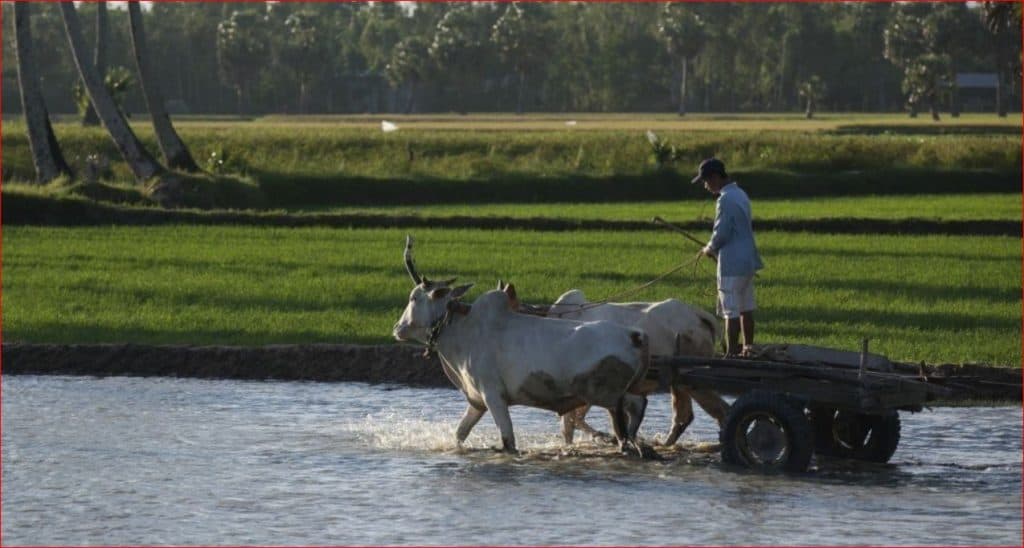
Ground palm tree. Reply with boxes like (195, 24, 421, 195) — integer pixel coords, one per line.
(80, 2, 108, 126)
(657, 3, 705, 116)
(797, 76, 827, 119)
(59, 2, 164, 181)
(127, 0, 199, 171)
(13, 2, 72, 183)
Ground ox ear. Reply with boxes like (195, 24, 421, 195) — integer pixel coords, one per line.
(503, 283, 519, 309)
(428, 286, 450, 300)
(441, 277, 457, 286)
(450, 283, 474, 300)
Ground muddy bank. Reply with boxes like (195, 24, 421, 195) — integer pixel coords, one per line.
(1, 343, 451, 388)
(2, 343, 1019, 403)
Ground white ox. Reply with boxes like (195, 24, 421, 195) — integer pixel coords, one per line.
(550, 289, 730, 446)
(392, 237, 653, 456)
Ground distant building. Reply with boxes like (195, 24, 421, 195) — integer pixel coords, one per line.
(955, 72, 998, 112)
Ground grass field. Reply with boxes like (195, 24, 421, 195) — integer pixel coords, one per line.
(3, 113, 1019, 367)
(3, 226, 1019, 366)
(2, 114, 1020, 199)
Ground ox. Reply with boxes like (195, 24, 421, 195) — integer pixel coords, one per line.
(392, 236, 653, 456)
(549, 289, 730, 446)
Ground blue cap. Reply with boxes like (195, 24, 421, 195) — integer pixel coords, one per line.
(691, 158, 727, 184)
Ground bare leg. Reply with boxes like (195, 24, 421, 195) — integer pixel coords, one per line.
(726, 317, 741, 356)
(483, 392, 516, 453)
(662, 385, 694, 446)
(740, 311, 755, 349)
(456, 404, 486, 446)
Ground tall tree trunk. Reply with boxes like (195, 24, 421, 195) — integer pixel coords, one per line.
(516, 69, 526, 115)
(678, 57, 687, 116)
(805, 97, 814, 119)
(14, 2, 72, 183)
(82, 2, 107, 126)
(405, 81, 417, 114)
(929, 94, 941, 121)
(60, 2, 164, 181)
(996, 70, 1008, 118)
(127, 0, 199, 172)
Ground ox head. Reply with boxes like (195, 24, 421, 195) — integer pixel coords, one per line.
(393, 235, 474, 343)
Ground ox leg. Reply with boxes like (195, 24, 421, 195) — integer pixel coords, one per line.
(483, 392, 516, 453)
(563, 405, 613, 445)
(662, 386, 695, 447)
(689, 388, 729, 428)
(456, 404, 486, 446)
(620, 394, 658, 459)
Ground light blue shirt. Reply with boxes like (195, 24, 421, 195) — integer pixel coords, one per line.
(706, 182, 764, 278)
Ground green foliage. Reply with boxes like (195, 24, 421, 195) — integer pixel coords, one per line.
(10, 2, 1016, 115)
(203, 148, 248, 175)
(385, 36, 430, 89)
(657, 2, 704, 60)
(216, 10, 269, 113)
(71, 65, 135, 119)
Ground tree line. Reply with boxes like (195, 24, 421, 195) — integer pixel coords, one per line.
(3, 1, 1020, 120)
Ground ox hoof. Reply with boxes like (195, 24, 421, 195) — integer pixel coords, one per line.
(639, 444, 663, 461)
(591, 431, 616, 445)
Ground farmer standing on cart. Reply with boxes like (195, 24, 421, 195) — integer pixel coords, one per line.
(693, 158, 763, 357)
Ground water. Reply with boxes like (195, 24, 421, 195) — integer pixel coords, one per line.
(2, 375, 1020, 545)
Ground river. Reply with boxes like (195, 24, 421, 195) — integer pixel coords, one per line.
(2, 375, 1020, 545)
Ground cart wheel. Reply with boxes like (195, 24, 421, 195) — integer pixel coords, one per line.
(720, 392, 813, 473)
(810, 407, 901, 463)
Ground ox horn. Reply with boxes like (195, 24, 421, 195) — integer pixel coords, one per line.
(404, 235, 422, 285)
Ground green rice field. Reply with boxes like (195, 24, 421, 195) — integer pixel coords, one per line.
(2, 226, 1019, 366)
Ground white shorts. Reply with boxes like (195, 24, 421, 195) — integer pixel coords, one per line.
(717, 275, 756, 319)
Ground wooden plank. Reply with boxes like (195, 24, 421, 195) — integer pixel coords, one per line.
(648, 354, 950, 412)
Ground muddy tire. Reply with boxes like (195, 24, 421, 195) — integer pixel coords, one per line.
(810, 407, 901, 463)
(720, 392, 813, 473)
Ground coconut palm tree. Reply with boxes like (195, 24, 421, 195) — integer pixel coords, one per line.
(657, 3, 705, 116)
(80, 2, 108, 126)
(127, 0, 199, 171)
(13, 2, 72, 183)
(59, 1, 164, 181)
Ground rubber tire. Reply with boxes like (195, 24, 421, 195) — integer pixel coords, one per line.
(810, 407, 901, 463)
(720, 392, 813, 473)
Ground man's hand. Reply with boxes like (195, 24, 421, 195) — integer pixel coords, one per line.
(701, 245, 717, 259)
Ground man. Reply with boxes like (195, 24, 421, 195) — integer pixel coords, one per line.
(692, 158, 763, 357)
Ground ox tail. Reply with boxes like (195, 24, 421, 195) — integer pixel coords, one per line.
(626, 331, 651, 395)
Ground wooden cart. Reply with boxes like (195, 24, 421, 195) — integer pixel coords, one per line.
(647, 343, 952, 473)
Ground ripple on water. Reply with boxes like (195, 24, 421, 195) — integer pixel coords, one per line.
(2, 376, 1021, 545)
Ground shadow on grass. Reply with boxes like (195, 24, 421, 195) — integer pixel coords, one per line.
(831, 124, 1022, 136)
(255, 168, 1021, 208)
(764, 277, 1021, 305)
(5, 322, 390, 346)
(762, 304, 1014, 332)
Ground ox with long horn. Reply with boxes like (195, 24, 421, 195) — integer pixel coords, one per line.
(404, 235, 456, 287)
(404, 235, 424, 285)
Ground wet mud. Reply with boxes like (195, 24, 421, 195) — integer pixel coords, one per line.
(2, 343, 1018, 403)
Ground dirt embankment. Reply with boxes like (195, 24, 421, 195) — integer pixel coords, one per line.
(1, 343, 451, 387)
(2, 343, 1019, 403)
